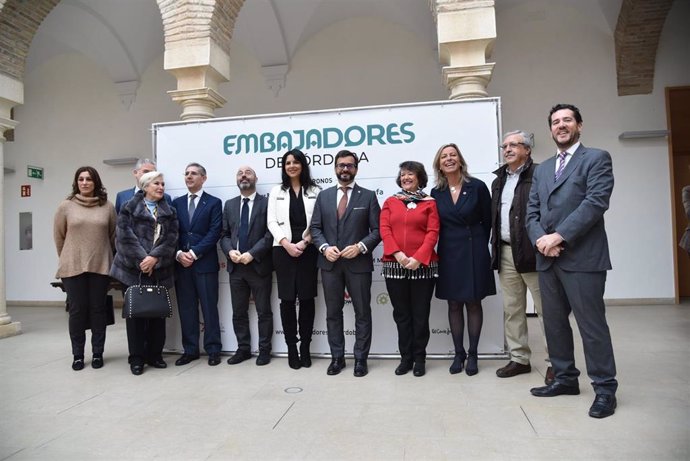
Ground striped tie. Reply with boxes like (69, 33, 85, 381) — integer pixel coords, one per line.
(554, 151, 567, 181)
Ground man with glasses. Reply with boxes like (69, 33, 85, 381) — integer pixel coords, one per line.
(311, 150, 381, 377)
(490, 131, 552, 383)
(172, 163, 223, 367)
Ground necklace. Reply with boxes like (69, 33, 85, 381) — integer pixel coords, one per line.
(450, 184, 460, 193)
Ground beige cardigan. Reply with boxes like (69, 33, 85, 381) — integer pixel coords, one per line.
(54, 194, 116, 278)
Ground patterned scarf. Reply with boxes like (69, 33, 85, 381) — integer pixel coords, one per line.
(393, 189, 430, 204)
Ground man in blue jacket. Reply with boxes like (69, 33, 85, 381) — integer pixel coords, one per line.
(172, 163, 223, 366)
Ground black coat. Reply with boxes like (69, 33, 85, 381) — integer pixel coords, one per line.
(431, 177, 496, 301)
(490, 158, 538, 273)
(110, 192, 179, 287)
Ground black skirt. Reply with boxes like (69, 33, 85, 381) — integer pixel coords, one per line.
(272, 244, 318, 301)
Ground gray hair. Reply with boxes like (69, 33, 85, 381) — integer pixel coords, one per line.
(135, 158, 156, 170)
(186, 162, 207, 176)
(503, 130, 534, 150)
(139, 171, 164, 191)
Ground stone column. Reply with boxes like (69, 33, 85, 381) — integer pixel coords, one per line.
(0, 75, 23, 339)
(432, 0, 497, 99)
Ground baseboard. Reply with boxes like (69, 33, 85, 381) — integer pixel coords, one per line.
(604, 298, 676, 306)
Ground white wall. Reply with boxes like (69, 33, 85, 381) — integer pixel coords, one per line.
(491, 0, 690, 300)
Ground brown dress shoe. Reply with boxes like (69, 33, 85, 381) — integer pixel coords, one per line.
(496, 361, 531, 378)
(545, 366, 555, 385)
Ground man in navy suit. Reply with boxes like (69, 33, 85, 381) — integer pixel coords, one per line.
(172, 163, 223, 366)
(220, 166, 274, 366)
(526, 104, 618, 418)
(310, 150, 381, 377)
(115, 158, 170, 213)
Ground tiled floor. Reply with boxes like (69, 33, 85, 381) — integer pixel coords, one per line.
(1, 303, 689, 460)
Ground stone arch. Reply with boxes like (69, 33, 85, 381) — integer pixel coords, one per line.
(156, 0, 245, 119)
(615, 0, 674, 96)
(0, 0, 60, 82)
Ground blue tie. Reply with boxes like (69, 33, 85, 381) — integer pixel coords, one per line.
(239, 197, 249, 253)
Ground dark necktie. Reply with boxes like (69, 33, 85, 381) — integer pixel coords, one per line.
(554, 151, 567, 181)
(188, 193, 197, 225)
(239, 197, 250, 253)
(337, 186, 348, 219)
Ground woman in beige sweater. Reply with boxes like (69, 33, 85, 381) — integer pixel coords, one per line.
(54, 166, 116, 371)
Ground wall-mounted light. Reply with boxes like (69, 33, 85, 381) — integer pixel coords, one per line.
(103, 157, 139, 166)
(618, 130, 669, 140)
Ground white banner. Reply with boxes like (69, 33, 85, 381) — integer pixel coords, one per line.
(154, 98, 507, 357)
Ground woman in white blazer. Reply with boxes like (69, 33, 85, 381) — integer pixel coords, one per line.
(267, 149, 321, 369)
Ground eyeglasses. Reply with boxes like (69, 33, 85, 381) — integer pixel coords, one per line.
(336, 163, 356, 170)
(500, 142, 527, 150)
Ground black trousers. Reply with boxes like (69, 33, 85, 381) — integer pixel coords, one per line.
(385, 277, 435, 363)
(62, 273, 110, 356)
(279, 298, 315, 346)
(229, 265, 273, 353)
(322, 265, 372, 360)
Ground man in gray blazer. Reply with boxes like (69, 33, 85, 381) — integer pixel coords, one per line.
(311, 150, 381, 377)
(220, 165, 274, 366)
(526, 104, 618, 418)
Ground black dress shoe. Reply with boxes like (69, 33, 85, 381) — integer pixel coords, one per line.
(256, 351, 271, 366)
(147, 358, 168, 369)
(545, 366, 555, 385)
(395, 361, 413, 376)
(449, 354, 465, 374)
(413, 362, 426, 377)
(175, 354, 199, 366)
(589, 394, 617, 418)
(227, 350, 252, 365)
(72, 357, 85, 371)
(208, 354, 221, 366)
(326, 357, 346, 375)
(91, 355, 103, 369)
(130, 364, 144, 375)
(496, 361, 531, 378)
(530, 381, 580, 397)
(353, 359, 368, 377)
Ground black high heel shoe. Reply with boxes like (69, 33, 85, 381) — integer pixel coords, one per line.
(466, 354, 479, 376)
(449, 354, 465, 375)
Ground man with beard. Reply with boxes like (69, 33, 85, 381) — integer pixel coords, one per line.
(220, 165, 274, 366)
(310, 150, 381, 377)
(526, 104, 618, 418)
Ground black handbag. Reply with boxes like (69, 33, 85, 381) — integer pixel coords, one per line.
(122, 275, 173, 319)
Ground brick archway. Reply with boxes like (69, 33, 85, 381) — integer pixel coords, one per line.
(615, 0, 674, 96)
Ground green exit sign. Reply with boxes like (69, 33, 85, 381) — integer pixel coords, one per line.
(27, 166, 44, 180)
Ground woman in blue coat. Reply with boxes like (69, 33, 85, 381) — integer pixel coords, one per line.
(431, 143, 495, 376)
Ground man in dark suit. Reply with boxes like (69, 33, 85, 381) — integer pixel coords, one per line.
(115, 158, 170, 213)
(220, 165, 274, 366)
(172, 163, 223, 367)
(526, 104, 618, 418)
(310, 150, 381, 377)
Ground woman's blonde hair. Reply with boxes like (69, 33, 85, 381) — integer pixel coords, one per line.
(432, 143, 471, 190)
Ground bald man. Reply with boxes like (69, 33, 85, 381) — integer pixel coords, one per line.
(220, 166, 274, 366)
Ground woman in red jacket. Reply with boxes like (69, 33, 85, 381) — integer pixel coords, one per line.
(380, 161, 440, 377)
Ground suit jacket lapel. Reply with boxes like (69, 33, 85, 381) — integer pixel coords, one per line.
(342, 184, 361, 221)
(551, 144, 586, 194)
(248, 194, 262, 233)
(190, 192, 208, 226)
